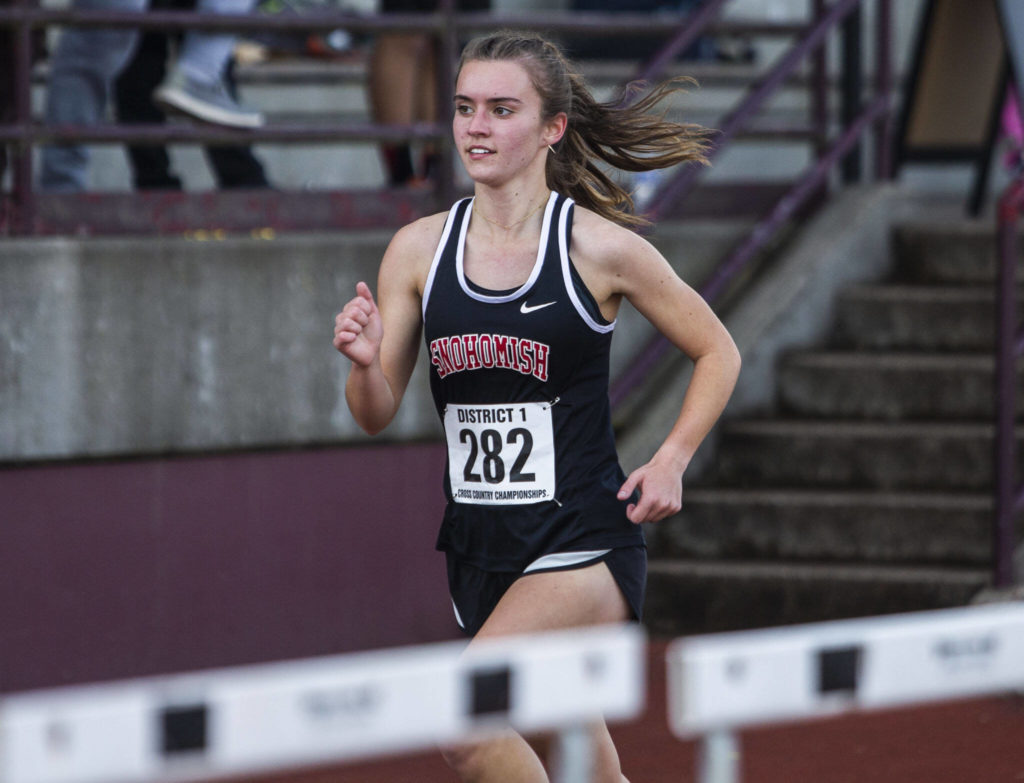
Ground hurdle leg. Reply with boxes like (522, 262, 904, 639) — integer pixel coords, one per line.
(551, 722, 593, 783)
(697, 729, 740, 783)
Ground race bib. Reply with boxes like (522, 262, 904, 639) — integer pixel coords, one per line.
(443, 402, 556, 505)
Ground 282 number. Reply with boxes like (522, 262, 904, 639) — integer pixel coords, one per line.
(460, 428, 535, 484)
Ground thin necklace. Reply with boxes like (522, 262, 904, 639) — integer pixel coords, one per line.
(474, 196, 547, 232)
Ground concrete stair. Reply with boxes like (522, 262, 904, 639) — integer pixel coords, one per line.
(713, 420, 1019, 491)
(645, 561, 990, 637)
(833, 284, 1020, 351)
(643, 221, 1023, 636)
(777, 352, 1016, 420)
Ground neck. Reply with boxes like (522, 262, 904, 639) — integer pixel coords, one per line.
(472, 189, 550, 236)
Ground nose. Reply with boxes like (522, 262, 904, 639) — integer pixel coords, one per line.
(467, 111, 489, 136)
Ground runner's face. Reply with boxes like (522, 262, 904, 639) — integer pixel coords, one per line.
(453, 59, 559, 186)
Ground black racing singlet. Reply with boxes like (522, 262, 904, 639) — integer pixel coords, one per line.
(422, 191, 645, 572)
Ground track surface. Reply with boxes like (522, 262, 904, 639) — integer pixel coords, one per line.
(269, 640, 1024, 783)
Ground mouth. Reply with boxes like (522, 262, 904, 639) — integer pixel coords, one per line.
(467, 146, 494, 156)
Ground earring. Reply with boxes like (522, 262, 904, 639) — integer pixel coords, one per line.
(548, 144, 557, 155)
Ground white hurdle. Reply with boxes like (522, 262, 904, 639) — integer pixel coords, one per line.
(666, 603, 1024, 783)
(0, 624, 645, 783)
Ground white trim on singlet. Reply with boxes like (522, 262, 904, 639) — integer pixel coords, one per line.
(455, 191, 559, 304)
(557, 198, 616, 334)
(523, 549, 612, 573)
(422, 198, 469, 321)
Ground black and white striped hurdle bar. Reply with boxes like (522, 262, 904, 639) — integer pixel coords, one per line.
(0, 624, 646, 783)
(667, 603, 1024, 783)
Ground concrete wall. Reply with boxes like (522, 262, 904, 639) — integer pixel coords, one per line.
(0, 231, 424, 460)
(0, 220, 750, 463)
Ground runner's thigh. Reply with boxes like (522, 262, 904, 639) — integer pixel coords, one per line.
(474, 561, 630, 641)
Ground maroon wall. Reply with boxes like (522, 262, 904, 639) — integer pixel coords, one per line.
(0, 442, 459, 693)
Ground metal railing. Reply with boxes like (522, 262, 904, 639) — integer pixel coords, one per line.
(609, 0, 894, 402)
(0, 0, 808, 235)
(994, 174, 1024, 588)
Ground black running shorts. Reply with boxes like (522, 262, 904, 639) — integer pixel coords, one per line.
(446, 546, 647, 636)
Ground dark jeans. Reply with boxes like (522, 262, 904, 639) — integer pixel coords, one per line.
(1, 2, 46, 182)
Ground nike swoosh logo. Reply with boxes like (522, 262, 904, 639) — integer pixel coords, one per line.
(520, 301, 556, 314)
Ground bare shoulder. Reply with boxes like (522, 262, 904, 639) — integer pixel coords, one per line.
(570, 207, 638, 258)
(386, 210, 449, 260)
(381, 210, 450, 293)
(569, 206, 670, 299)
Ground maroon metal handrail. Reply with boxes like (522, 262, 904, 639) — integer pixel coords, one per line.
(643, 0, 877, 221)
(0, 5, 804, 35)
(609, 0, 893, 406)
(994, 175, 1024, 589)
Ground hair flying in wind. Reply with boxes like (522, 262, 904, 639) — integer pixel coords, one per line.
(457, 29, 711, 228)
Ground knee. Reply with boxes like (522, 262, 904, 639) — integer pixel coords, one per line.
(588, 722, 627, 783)
(440, 732, 547, 782)
(439, 740, 489, 780)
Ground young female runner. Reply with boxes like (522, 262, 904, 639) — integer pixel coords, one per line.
(334, 30, 741, 782)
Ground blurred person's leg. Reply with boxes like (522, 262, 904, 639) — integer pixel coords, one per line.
(115, 0, 268, 187)
(177, 0, 250, 84)
(204, 57, 269, 186)
(369, 0, 488, 186)
(1, 23, 11, 181)
(40, 0, 145, 191)
(153, 0, 264, 127)
(114, 29, 183, 189)
(206, 143, 269, 186)
(369, 27, 430, 185)
(1, 9, 44, 181)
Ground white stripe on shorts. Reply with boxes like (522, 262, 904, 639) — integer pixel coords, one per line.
(451, 598, 466, 629)
(523, 549, 611, 574)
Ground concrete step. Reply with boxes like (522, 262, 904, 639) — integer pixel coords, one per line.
(832, 284, 1021, 352)
(712, 419, 1024, 491)
(643, 218, 1016, 637)
(643, 560, 990, 635)
(777, 351, 1024, 420)
(646, 488, 995, 565)
(892, 223, 1024, 285)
